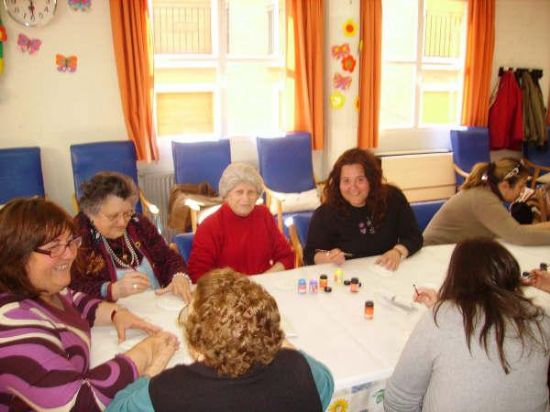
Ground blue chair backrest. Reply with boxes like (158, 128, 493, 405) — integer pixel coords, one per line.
(450, 127, 490, 185)
(0, 147, 45, 204)
(70, 141, 142, 213)
(523, 126, 550, 168)
(172, 140, 231, 191)
(292, 212, 313, 247)
(256, 132, 316, 193)
(410, 200, 445, 232)
(173, 232, 194, 263)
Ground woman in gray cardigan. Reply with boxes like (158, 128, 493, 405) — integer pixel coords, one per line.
(423, 158, 550, 245)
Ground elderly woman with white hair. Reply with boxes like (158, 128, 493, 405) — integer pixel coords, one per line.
(187, 163, 294, 282)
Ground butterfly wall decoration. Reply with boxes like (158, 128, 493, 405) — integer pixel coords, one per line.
(18, 34, 42, 55)
(331, 43, 350, 60)
(333, 73, 352, 90)
(56, 54, 78, 72)
(68, 0, 92, 11)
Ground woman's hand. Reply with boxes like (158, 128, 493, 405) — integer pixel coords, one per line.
(124, 331, 179, 377)
(112, 271, 152, 300)
(112, 309, 161, 343)
(313, 248, 346, 265)
(155, 273, 192, 304)
(375, 248, 402, 271)
(413, 287, 438, 308)
(521, 270, 550, 293)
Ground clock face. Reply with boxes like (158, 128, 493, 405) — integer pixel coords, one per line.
(3, 0, 57, 27)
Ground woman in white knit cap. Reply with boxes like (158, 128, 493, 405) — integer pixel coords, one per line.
(187, 163, 294, 282)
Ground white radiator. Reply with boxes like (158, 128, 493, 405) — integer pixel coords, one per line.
(139, 172, 175, 238)
(380, 152, 456, 202)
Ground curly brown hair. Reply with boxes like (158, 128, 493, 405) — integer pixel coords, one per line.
(185, 268, 284, 377)
(323, 148, 388, 226)
(78, 171, 138, 215)
(0, 198, 76, 298)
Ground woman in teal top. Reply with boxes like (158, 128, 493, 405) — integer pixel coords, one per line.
(107, 268, 334, 412)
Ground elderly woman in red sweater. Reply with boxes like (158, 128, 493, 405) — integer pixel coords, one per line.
(188, 163, 294, 282)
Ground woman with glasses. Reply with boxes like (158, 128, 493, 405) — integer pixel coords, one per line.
(70, 172, 192, 302)
(303, 148, 423, 271)
(106, 268, 333, 412)
(424, 158, 550, 245)
(0, 198, 179, 411)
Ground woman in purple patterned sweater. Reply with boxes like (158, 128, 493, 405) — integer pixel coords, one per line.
(0, 198, 179, 411)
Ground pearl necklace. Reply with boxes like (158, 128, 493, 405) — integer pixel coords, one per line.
(102, 231, 139, 269)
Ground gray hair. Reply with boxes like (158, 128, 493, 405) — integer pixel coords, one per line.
(219, 163, 264, 199)
(78, 172, 138, 215)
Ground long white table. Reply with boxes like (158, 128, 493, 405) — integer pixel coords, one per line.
(91, 242, 550, 411)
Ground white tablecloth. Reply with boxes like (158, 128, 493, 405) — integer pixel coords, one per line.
(91, 242, 550, 411)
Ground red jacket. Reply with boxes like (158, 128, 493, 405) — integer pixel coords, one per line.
(488, 70, 523, 150)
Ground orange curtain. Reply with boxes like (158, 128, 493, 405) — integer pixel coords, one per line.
(286, 0, 324, 150)
(357, 0, 382, 148)
(461, 0, 495, 127)
(110, 0, 158, 161)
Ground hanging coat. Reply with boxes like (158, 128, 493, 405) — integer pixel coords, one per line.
(521, 71, 547, 147)
(488, 70, 524, 150)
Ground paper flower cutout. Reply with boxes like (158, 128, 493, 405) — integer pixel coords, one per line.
(68, 0, 92, 11)
(331, 43, 350, 60)
(333, 73, 352, 90)
(341, 55, 356, 73)
(0, 26, 7, 42)
(343, 19, 357, 37)
(330, 91, 346, 109)
(328, 398, 349, 412)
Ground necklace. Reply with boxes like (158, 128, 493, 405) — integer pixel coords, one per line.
(102, 231, 139, 269)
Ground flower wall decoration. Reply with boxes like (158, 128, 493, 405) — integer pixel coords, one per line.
(342, 19, 357, 37)
(330, 91, 346, 109)
(331, 43, 350, 60)
(341, 55, 356, 73)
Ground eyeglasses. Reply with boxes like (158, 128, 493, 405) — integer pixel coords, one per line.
(35, 236, 82, 258)
(504, 166, 521, 181)
(100, 209, 135, 223)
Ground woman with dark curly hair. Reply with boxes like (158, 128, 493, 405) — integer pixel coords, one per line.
(107, 268, 334, 412)
(70, 172, 191, 303)
(303, 148, 422, 270)
(385, 238, 550, 411)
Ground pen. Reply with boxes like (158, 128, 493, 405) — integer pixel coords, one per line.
(315, 249, 354, 258)
(413, 283, 420, 296)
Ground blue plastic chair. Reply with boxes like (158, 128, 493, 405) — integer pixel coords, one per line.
(256, 132, 320, 236)
(450, 127, 490, 186)
(171, 140, 231, 232)
(173, 232, 194, 264)
(70, 141, 160, 229)
(0, 147, 45, 205)
(287, 212, 313, 267)
(410, 200, 445, 232)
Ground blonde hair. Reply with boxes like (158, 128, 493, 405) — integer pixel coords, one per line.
(462, 158, 528, 191)
(185, 268, 284, 377)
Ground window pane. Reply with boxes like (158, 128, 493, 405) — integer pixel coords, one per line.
(421, 91, 459, 125)
(227, 0, 276, 55)
(382, 0, 418, 61)
(225, 62, 284, 134)
(380, 63, 416, 127)
(156, 92, 214, 135)
(153, 0, 212, 54)
(424, 0, 465, 59)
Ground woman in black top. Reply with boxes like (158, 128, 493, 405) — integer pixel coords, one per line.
(304, 148, 422, 270)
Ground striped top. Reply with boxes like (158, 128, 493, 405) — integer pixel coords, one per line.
(0, 289, 138, 411)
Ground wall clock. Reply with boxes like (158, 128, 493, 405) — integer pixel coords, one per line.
(3, 0, 57, 27)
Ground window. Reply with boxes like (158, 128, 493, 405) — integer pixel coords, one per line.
(151, 0, 287, 140)
(380, 0, 467, 129)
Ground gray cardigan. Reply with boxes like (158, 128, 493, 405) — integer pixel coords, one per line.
(384, 302, 550, 412)
(423, 186, 550, 246)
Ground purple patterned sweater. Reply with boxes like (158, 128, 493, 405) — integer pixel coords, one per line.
(0, 289, 138, 411)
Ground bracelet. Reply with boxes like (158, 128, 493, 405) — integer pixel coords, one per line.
(173, 272, 192, 284)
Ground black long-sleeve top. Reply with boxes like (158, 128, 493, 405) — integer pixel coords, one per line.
(303, 185, 423, 265)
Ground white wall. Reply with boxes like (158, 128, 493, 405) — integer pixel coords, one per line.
(1, 0, 549, 210)
(0, 1, 126, 212)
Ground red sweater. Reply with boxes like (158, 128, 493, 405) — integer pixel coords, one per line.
(188, 203, 294, 282)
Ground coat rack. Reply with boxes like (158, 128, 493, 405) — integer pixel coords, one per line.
(498, 66, 543, 80)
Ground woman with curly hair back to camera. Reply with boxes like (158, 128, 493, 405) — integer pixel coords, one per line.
(303, 148, 423, 271)
(107, 268, 334, 412)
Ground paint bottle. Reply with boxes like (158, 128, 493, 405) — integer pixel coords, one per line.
(298, 278, 307, 294)
(309, 279, 318, 294)
(364, 300, 374, 319)
(350, 277, 359, 293)
(334, 268, 344, 285)
(319, 274, 328, 289)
